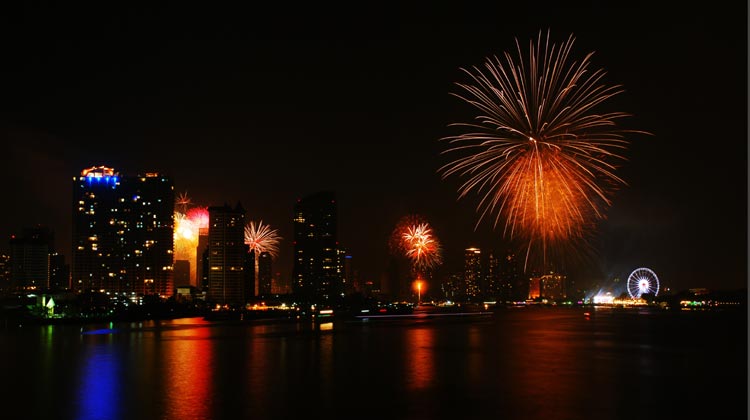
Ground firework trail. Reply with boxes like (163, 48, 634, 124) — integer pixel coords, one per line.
(439, 30, 648, 269)
(244, 220, 282, 296)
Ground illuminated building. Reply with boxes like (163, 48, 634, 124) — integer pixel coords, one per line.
(292, 191, 340, 303)
(0, 254, 10, 291)
(72, 166, 175, 296)
(540, 272, 566, 300)
(528, 276, 541, 299)
(340, 249, 356, 295)
(441, 273, 464, 301)
(485, 251, 501, 299)
(528, 272, 567, 300)
(464, 248, 482, 300)
(10, 226, 54, 290)
(207, 203, 248, 306)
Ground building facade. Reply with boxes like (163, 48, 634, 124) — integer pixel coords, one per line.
(207, 203, 248, 306)
(10, 226, 54, 290)
(464, 247, 482, 300)
(258, 251, 273, 296)
(292, 191, 340, 303)
(72, 166, 174, 297)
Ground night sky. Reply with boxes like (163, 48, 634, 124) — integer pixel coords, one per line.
(0, 3, 746, 293)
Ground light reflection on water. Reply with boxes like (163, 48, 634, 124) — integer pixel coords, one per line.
(405, 327, 434, 391)
(2, 308, 745, 419)
(76, 341, 120, 420)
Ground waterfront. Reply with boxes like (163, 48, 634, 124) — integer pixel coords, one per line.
(1, 306, 746, 419)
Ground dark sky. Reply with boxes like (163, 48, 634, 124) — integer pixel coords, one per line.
(0, 3, 746, 293)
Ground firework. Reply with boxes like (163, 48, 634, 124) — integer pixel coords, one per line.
(244, 220, 282, 296)
(174, 211, 199, 283)
(390, 215, 443, 271)
(173, 198, 209, 284)
(176, 191, 192, 214)
(244, 220, 281, 258)
(186, 206, 209, 230)
(439, 30, 647, 268)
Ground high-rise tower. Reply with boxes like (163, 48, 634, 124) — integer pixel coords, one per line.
(292, 191, 339, 303)
(10, 226, 54, 290)
(207, 203, 247, 306)
(258, 251, 273, 296)
(72, 166, 174, 296)
(464, 247, 482, 300)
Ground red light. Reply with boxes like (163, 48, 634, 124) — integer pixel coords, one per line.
(379, 308, 387, 313)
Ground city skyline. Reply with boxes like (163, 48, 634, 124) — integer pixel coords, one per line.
(0, 3, 746, 293)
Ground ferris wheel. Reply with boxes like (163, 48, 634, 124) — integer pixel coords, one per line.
(627, 267, 660, 298)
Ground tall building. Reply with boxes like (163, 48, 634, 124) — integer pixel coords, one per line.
(49, 253, 69, 291)
(10, 226, 54, 290)
(174, 260, 190, 286)
(340, 249, 356, 295)
(464, 247, 482, 300)
(292, 191, 340, 303)
(207, 203, 247, 306)
(539, 272, 566, 300)
(0, 254, 10, 291)
(130, 173, 176, 297)
(72, 166, 174, 296)
(485, 251, 500, 299)
(258, 251, 272, 296)
(501, 250, 524, 301)
(196, 227, 209, 288)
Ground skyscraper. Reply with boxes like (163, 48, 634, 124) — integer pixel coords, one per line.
(486, 251, 500, 299)
(72, 166, 174, 296)
(500, 250, 524, 301)
(130, 173, 176, 297)
(258, 251, 272, 296)
(49, 253, 69, 291)
(207, 203, 247, 306)
(0, 254, 10, 291)
(464, 247, 482, 300)
(10, 226, 54, 290)
(292, 191, 340, 303)
(196, 226, 209, 288)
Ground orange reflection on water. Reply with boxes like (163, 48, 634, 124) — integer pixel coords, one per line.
(405, 327, 435, 390)
(163, 319, 213, 420)
(467, 325, 483, 384)
(505, 312, 590, 417)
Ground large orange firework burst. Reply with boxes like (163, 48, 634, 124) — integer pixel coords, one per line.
(439, 30, 648, 268)
(390, 215, 443, 271)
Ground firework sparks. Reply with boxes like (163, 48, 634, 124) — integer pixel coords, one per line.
(244, 220, 281, 258)
(186, 206, 209, 230)
(173, 201, 209, 284)
(174, 211, 199, 281)
(439, 30, 648, 268)
(176, 191, 192, 214)
(244, 220, 282, 297)
(391, 215, 443, 271)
